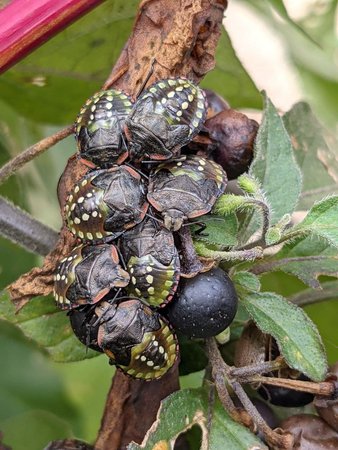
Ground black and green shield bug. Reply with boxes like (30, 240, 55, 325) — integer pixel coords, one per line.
(120, 218, 180, 307)
(64, 166, 149, 242)
(125, 78, 207, 161)
(147, 155, 227, 231)
(96, 299, 179, 380)
(53, 243, 129, 310)
(75, 89, 133, 168)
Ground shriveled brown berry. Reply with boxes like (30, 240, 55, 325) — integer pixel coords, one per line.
(280, 414, 338, 449)
(204, 89, 230, 118)
(207, 109, 258, 179)
(314, 362, 338, 432)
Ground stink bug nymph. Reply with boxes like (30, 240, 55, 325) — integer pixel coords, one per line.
(120, 218, 180, 307)
(96, 299, 179, 380)
(64, 166, 149, 242)
(125, 78, 207, 162)
(53, 243, 129, 310)
(147, 155, 227, 231)
(75, 89, 133, 167)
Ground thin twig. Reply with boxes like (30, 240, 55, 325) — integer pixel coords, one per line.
(248, 375, 335, 396)
(206, 338, 294, 449)
(0, 196, 58, 256)
(230, 358, 287, 379)
(250, 255, 332, 276)
(289, 281, 338, 306)
(195, 241, 263, 261)
(0, 125, 73, 186)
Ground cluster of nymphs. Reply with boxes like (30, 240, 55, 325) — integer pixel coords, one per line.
(53, 78, 228, 381)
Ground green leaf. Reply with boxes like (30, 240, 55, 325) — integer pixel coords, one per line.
(0, 291, 98, 362)
(240, 292, 327, 381)
(192, 215, 238, 248)
(283, 102, 338, 209)
(202, 29, 261, 109)
(249, 93, 302, 225)
(0, 1, 138, 124)
(290, 196, 338, 248)
(127, 388, 267, 450)
(232, 271, 261, 294)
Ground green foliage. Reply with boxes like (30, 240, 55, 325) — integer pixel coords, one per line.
(240, 291, 328, 382)
(249, 93, 302, 225)
(1, 0, 338, 447)
(191, 214, 238, 248)
(0, 291, 98, 362)
(127, 388, 267, 450)
(283, 102, 338, 209)
(289, 196, 338, 248)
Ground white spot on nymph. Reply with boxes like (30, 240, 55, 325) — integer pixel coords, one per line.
(71, 203, 76, 211)
(199, 159, 206, 165)
(146, 275, 153, 284)
(176, 110, 182, 117)
(77, 197, 85, 203)
(198, 166, 204, 171)
(132, 276, 137, 285)
(197, 101, 204, 109)
(153, 340, 158, 347)
(74, 186, 80, 193)
(149, 87, 157, 93)
(74, 217, 81, 224)
(159, 346, 164, 354)
(56, 274, 61, 281)
(161, 98, 167, 105)
(192, 119, 199, 128)
(135, 354, 140, 360)
(68, 195, 73, 202)
(91, 105, 96, 112)
(147, 360, 154, 367)
(148, 287, 155, 295)
(106, 96, 113, 101)
(146, 266, 152, 272)
(167, 91, 175, 98)
(188, 94, 194, 102)
(90, 114, 94, 120)
(61, 275, 66, 280)
(86, 192, 93, 198)
(96, 232, 103, 239)
(82, 213, 90, 221)
(92, 211, 98, 217)
(135, 288, 141, 296)
(106, 102, 113, 110)
(168, 79, 176, 86)
(181, 102, 189, 110)
(87, 232, 93, 240)
(106, 111, 113, 118)
(78, 231, 84, 239)
(196, 111, 203, 119)
(140, 355, 146, 362)
(176, 86, 183, 92)
(177, 161, 183, 166)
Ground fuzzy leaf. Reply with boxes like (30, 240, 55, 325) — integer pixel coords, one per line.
(283, 102, 338, 209)
(232, 271, 261, 294)
(0, 290, 98, 362)
(191, 215, 238, 248)
(240, 292, 327, 381)
(263, 237, 338, 289)
(249, 94, 302, 225)
(290, 196, 338, 248)
(127, 388, 267, 450)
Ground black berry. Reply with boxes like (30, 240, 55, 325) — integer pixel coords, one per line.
(164, 268, 238, 338)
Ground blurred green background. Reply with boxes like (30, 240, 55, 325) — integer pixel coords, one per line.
(0, 1, 337, 448)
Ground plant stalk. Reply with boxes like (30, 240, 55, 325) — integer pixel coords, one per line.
(0, 0, 105, 73)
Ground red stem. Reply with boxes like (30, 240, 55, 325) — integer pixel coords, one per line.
(0, 0, 105, 74)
